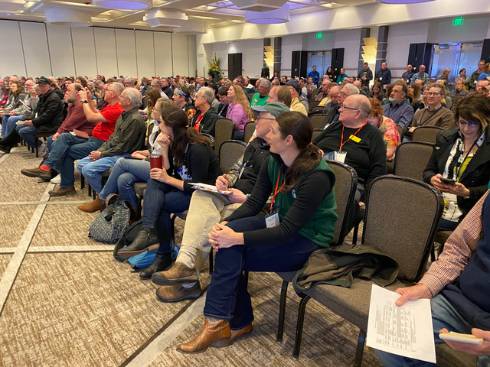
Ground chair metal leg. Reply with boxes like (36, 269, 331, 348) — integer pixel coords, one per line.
(276, 280, 289, 342)
(293, 295, 311, 358)
(208, 250, 214, 274)
(80, 175, 85, 190)
(88, 185, 92, 197)
(352, 223, 359, 245)
(354, 329, 366, 367)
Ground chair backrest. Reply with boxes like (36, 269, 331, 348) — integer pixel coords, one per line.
(362, 175, 442, 282)
(219, 140, 247, 173)
(412, 126, 443, 144)
(393, 142, 434, 181)
(312, 129, 323, 141)
(328, 160, 358, 245)
(244, 122, 256, 143)
(309, 114, 328, 130)
(214, 118, 235, 152)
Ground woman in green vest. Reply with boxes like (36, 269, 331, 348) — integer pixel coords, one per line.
(176, 111, 338, 353)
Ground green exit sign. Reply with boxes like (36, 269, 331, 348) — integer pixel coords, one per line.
(452, 16, 464, 27)
(315, 32, 324, 40)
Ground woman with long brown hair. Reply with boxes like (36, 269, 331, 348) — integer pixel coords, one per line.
(176, 111, 337, 353)
(226, 84, 254, 139)
(126, 105, 221, 278)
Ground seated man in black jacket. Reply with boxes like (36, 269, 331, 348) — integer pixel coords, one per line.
(0, 77, 64, 153)
(191, 86, 219, 136)
(123, 102, 289, 302)
(314, 94, 387, 195)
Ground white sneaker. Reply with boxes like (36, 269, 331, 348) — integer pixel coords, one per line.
(50, 174, 61, 184)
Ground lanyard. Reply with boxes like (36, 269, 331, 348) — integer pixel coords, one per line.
(269, 172, 285, 212)
(339, 124, 365, 152)
(193, 113, 205, 132)
(455, 139, 478, 181)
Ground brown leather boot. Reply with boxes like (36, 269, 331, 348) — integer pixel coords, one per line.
(78, 197, 105, 213)
(177, 319, 231, 353)
(230, 324, 253, 342)
(152, 262, 198, 286)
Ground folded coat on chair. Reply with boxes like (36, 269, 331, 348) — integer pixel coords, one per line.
(293, 244, 399, 292)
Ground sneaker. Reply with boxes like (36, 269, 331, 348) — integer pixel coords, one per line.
(50, 174, 61, 184)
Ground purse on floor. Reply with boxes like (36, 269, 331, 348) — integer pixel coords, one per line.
(89, 198, 131, 244)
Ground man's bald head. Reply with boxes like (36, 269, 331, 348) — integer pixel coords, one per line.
(347, 94, 371, 118)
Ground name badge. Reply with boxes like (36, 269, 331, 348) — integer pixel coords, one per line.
(349, 135, 361, 143)
(265, 211, 280, 228)
(334, 151, 347, 163)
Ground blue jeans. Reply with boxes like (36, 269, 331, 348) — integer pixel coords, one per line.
(203, 215, 318, 329)
(77, 154, 126, 194)
(141, 179, 191, 255)
(2, 115, 24, 137)
(16, 125, 37, 149)
(99, 157, 150, 210)
(376, 294, 488, 366)
(58, 136, 104, 188)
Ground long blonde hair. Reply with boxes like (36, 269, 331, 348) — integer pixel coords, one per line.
(230, 84, 254, 121)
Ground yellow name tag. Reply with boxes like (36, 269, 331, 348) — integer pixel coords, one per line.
(349, 135, 361, 143)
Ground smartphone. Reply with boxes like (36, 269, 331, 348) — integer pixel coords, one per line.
(439, 331, 483, 345)
(441, 177, 456, 185)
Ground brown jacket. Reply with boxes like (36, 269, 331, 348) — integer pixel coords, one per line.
(411, 106, 455, 130)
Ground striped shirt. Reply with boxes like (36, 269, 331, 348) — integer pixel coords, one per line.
(420, 191, 488, 296)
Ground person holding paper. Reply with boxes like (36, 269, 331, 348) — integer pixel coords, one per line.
(175, 111, 338, 353)
(376, 189, 490, 367)
(149, 102, 289, 302)
(127, 109, 220, 280)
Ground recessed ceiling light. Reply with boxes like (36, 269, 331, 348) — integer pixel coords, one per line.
(321, 2, 336, 7)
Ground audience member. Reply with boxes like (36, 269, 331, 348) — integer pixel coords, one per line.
(368, 98, 400, 161)
(176, 111, 337, 353)
(146, 103, 290, 302)
(451, 77, 468, 112)
(286, 79, 308, 116)
(370, 81, 384, 102)
(128, 109, 220, 279)
(77, 87, 146, 212)
(336, 68, 348, 84)
(47, 82, 125, 197)
(215, 86, 229, 117)
(308, 65, 320, 86)
(226, 84, 254, 139)
(383, 80, 414, 134)
(0, 77, 64, 153)
(375, 62, 392, 89)
(376, 190, 490, 367)
(411, 64, 429, 85)
(469, 59, 487, 89)
(409, 84, 455, 133)
(1, 80, 28, 137)
(250, 78, 271, 107)
(401, 64, 414, 84)
(357, 62, 373, 88)
(85, 98, 170, 215)
(191, 87, 219, 136)
(423, 94, 490, 230)
(321, 83, 359, 128)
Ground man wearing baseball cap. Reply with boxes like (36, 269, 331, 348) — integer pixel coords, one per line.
(0, 76, 64, 153)
(123, 102, 289, 303)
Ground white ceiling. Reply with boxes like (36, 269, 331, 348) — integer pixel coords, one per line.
(0, 0, 377, 32)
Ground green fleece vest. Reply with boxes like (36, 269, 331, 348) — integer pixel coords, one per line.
(267, 157, 337, 247)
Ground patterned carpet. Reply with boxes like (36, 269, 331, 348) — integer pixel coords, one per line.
(0, 146, 385, 367)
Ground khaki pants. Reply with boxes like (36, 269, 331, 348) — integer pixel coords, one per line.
(177, 190, 241, 270)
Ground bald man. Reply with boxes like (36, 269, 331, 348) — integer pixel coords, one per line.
(314, 94, 387, 188)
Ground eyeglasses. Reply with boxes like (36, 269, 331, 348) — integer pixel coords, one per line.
(458, 119, 480, 127)
(340, 105, 359, 111)
(426, 92, 441, 96)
